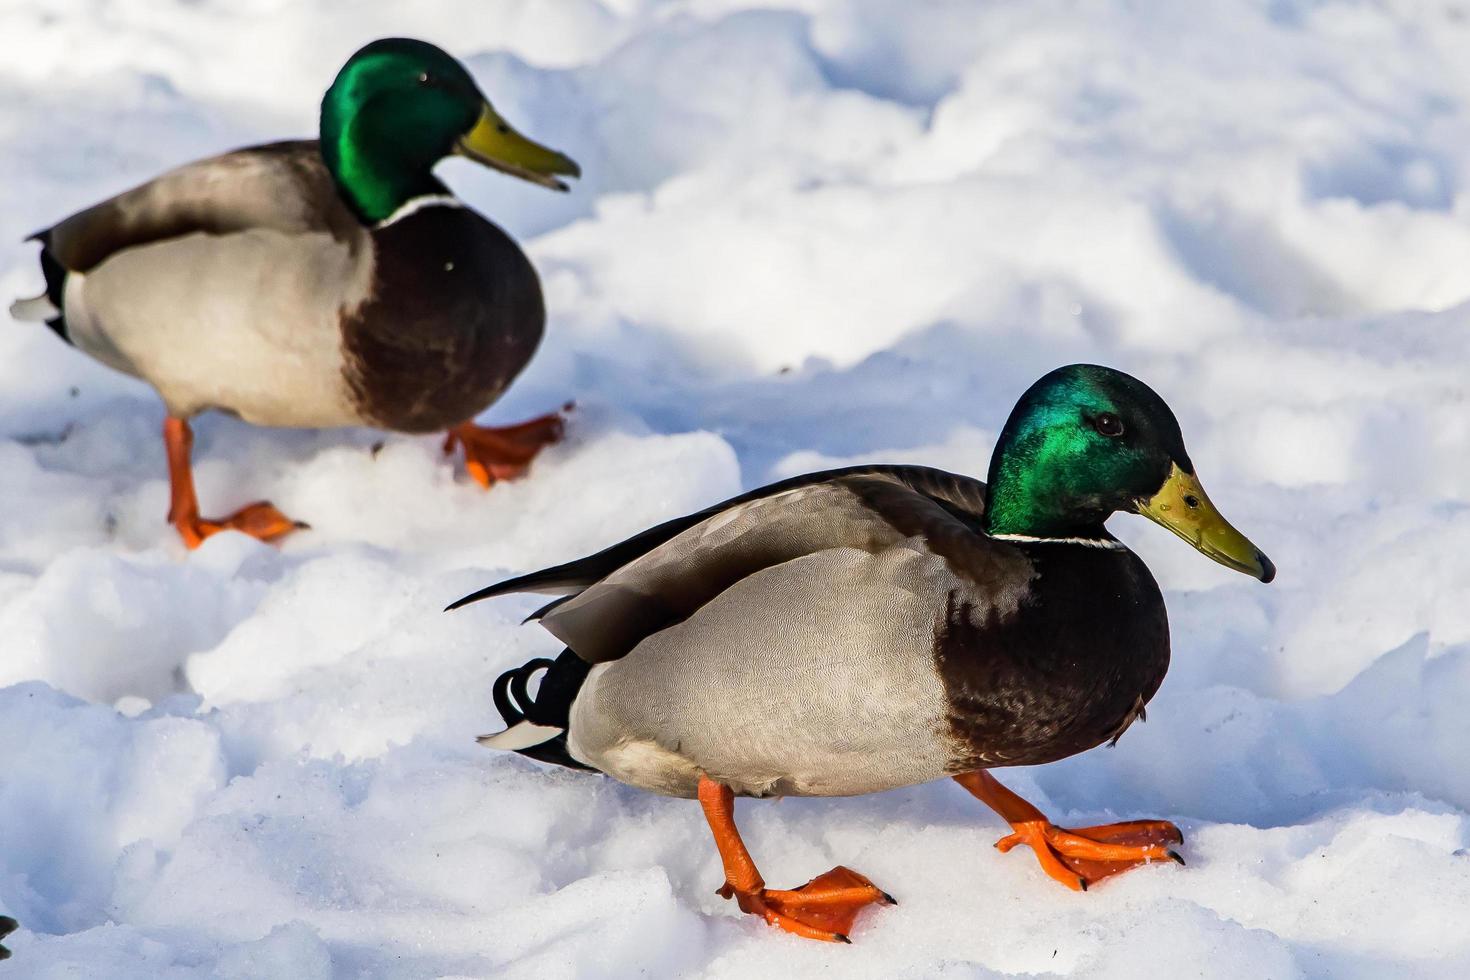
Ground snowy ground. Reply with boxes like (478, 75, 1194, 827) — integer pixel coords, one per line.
(2, 0, 1469, 976)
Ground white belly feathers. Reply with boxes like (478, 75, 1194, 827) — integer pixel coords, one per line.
(64, 227, 375, 427)
(566, 545, 961, 799)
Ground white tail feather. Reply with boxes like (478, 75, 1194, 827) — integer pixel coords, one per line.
(9, 293, 59, 322)
(478, 720, 563, 751)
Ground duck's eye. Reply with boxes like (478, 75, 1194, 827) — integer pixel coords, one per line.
(417, 72, 431, 85)
(1093, 412, 1124, 437)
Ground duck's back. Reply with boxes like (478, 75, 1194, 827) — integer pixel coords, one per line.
(40, 140, 361, 271)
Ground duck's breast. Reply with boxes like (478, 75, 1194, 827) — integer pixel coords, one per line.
(936, 544, 1171, 769)
(341, 205, 545, 433)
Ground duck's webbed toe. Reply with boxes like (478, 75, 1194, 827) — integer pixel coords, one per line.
(163, 417, 307, 549)
(720, 865, 896, 943)
(698, 777, 895, 943)
(180, 501, 308, 549)
(995, 819, 1184, 891)
(443, 405, 570, 488)
(955, 770, 1184, 891)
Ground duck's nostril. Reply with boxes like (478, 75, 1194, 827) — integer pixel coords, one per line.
(1183, 494, 1200, 509)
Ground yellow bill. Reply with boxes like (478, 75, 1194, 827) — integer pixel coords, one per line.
(1136, 464, 1275, 582)
(457, 104, 580, 191)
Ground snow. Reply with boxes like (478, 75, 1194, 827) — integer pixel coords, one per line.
(2, 0, 1469, 976)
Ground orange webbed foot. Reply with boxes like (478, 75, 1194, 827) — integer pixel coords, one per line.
(995, 819, 1185, 891)
(697, 777, 892, 943)
(719, 865, 895, 943)
(174, 501, 307, 550)
(953, 770, 1184, 891)
(163, 417, 306, 550)
(443, 404, 571, 488)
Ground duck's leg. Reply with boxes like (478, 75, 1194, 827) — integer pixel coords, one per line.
(954, 770, 1183, 891)
(697, 775, 894, 943)
(442, 405, 570, 489)
(164, 417, 304, 549)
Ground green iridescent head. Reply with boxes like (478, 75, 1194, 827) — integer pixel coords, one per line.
(986, 364, 1274, 582)
(320, 38, 580, 223)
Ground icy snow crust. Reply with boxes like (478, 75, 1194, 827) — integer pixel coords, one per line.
(2, 0, 1469, 976)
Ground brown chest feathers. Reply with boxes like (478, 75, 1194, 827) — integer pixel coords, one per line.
(933, 544, 1170, 770)
(342, 205, 545, 433)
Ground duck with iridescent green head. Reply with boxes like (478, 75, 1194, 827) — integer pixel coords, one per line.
(453, 363, 1275, 943)
(9, 38, 579, 548)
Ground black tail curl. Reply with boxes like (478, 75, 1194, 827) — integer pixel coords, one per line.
(491, 648, 595, 772)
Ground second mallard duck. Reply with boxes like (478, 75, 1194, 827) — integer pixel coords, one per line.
(452, 364, 1275, 943)
(9, 37, 579, 547)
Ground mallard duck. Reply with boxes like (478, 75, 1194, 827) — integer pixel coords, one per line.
(451, 364, 1275, 943)
(8, 37, 579, 548)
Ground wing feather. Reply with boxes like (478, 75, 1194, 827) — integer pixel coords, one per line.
(37, 140, 358, 272)
(445, 465, 939, 609)
(452, 464, 1022, 665)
